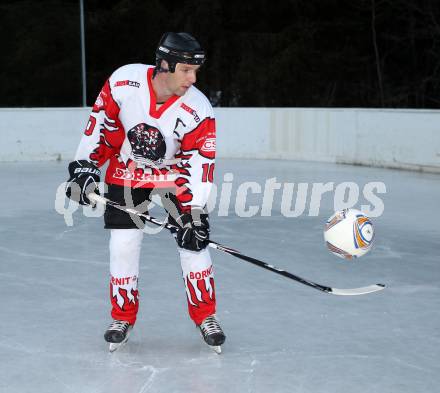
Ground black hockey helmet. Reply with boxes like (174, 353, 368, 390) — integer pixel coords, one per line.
(155, 32, 205, 73)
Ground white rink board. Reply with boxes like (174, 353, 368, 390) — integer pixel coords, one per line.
(216, 108, 440, 172)
(1, 107, 439, 172)
(0, 108, 90, 161)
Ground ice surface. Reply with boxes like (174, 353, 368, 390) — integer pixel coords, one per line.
(0, 159, 439, 393)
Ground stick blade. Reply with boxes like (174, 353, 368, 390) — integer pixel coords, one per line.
(329, 284, 385, 296)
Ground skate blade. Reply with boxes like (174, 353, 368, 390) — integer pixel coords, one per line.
(211, 345, 222, 354)
(109, 339, 128, 353)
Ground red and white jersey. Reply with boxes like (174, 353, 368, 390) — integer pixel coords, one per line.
(75, 64, 216, 210)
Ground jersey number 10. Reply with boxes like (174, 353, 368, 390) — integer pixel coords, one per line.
(202, 163, 215, 183)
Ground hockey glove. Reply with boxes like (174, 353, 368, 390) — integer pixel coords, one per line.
(175, 208, 210, 252)
(65, 160, 101, 205)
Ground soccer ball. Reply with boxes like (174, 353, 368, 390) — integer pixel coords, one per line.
(324, 208, 374, 260)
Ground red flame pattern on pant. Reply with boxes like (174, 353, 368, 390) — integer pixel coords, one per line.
(185, 276, 216, 325)
(110, 284, 139, 325)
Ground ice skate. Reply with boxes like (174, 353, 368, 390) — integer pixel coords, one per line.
(198, 314, 226, 354)
(104, 320, 132, 352)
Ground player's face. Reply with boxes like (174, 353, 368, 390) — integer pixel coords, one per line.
(167, 63, 200, 96)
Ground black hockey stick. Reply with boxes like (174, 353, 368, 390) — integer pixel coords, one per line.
(89, 194, 385, 296)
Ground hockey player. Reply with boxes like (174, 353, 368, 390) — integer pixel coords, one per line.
(65, 32, 225, 353)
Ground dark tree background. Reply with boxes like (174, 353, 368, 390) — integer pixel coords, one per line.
(1, 0, 440, 108)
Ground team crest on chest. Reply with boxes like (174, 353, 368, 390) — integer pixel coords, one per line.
(127, 123, 166, 164)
